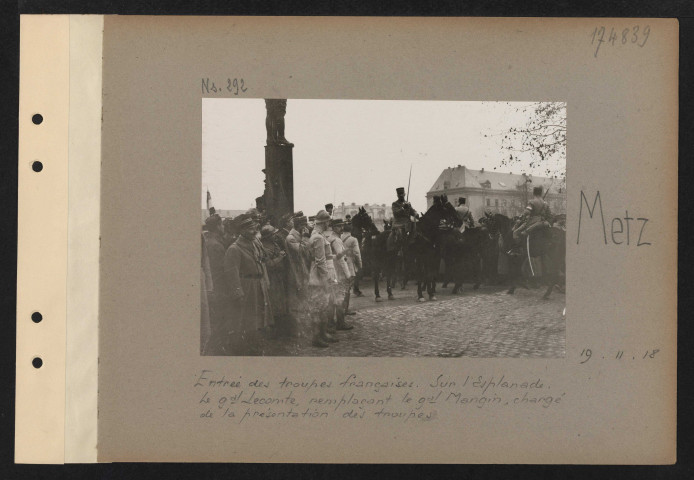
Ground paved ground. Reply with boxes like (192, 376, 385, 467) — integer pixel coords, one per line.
(263, 282, 565, 358)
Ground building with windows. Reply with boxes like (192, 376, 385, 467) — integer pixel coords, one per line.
(426, 165, 566, 219)
(333, 202, 393, 230)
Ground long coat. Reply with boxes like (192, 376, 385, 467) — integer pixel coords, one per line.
(286, 229, 309, 291)
(327, 231, 351, 281)
(201, 234, 213, 354)
(261, 236, 288, 316)
(224, 236, 273, 335)
(341, 232, 362, 277)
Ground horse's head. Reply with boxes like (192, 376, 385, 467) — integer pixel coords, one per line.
(351, 207, 373, 233)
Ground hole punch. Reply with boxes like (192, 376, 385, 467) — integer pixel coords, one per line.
(31, 312, 42, 323)
(32, 114, 43, 125)
(32, 357, 43, 369)
(32, 161, 43, 172)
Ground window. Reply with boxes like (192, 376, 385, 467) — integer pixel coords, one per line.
(486, 198, 490, 207)
(495, 199, 499, 207)
(443, 181, 450, 189)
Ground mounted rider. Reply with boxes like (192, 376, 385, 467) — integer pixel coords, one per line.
(514, 186, 553, 279)
(389, 187, 417, 253)
(454, 197, 475, 231)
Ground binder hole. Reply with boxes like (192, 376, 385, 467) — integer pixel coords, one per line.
(32, 357, 43, 369)
(31, 312, 43, 323)
(32, 161, 43, 172)
(32, 114, 43, 125)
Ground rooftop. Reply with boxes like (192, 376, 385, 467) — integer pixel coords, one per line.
(428, 165, 564, 194)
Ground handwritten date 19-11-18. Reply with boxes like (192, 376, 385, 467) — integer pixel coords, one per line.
(579, 348, 659, 364)
(202, 78, 248, 95)
(591, 26, 650, 58)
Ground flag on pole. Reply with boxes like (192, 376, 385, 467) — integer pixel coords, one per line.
(206, 188, 214, 214)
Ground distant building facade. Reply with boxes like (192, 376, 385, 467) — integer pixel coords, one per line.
(426, 165, 566, 219)
(333, 202, 393, 230)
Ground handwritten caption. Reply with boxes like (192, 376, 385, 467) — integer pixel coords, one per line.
(577, 191, 651, 246)
(202, 77, 248, 96)
(591, 25, 650, 58)
(579, 348, 660, 364)
(193, 371, 565, 423)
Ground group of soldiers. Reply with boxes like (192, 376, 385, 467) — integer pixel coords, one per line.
(200, 201, 364, 355)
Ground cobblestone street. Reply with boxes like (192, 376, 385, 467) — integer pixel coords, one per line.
(264, 283, 566, 358)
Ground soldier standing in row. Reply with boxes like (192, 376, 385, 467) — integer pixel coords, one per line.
(224, 214, 274, 355)
(326, 219, 354, 332)
(203, 213, 231, 355)
(337, 221, 361, 318)
(307, 210, 334, 348)
(260, 225, 289, 337)
(285, 212, 310, 338)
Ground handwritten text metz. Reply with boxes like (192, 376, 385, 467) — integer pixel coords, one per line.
(577, 191, 651, 246)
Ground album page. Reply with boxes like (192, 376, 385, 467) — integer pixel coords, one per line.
(16, 15, 677, 463)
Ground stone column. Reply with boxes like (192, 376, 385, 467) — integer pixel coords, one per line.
(264, 144, 294, 224)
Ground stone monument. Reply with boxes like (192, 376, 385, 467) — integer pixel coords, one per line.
(263, 99, 294, 225)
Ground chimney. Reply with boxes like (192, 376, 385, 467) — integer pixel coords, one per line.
(481, 167, 484, 173)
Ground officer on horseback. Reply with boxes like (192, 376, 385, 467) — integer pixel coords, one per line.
(454, 197, 475, 231)
(390, 187, 416, 253)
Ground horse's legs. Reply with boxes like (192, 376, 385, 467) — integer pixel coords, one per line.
(386, 269, 394, 299)
(472, 255, 481, 289)
(506, 256, 518, 295)
(374, 270, 381, 301)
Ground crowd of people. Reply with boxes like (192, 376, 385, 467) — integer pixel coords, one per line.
(200, 202, 363, 355)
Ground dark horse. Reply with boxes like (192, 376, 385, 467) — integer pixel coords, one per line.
(440, 221, 487, 294)
(408, 200, 456, 301)
(487, 213, 566, 299)
(351, 207, 398, 301)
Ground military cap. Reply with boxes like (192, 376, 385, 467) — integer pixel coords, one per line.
(324, 203, 333, 211)
(279, 212, 294, 226)
(235, 213, 258, 231)
(330, 219, 345, 228)
(293, 215, 308, 228)
(315, 210, 331, 223)
(458, 197, 466, 205)
(260, 224, 277, 238)
(293, 210, 304, 218)
(396, 187, 405, 195)
(204, 213, 222, 228)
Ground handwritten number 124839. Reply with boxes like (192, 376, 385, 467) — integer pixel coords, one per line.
(201, 78, 248, 95)
(591, 26, 650, 58)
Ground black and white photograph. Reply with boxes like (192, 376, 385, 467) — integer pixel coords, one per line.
(201, 99, 567, 357)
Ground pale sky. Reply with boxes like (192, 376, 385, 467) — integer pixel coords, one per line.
(202, 99, 564, 214)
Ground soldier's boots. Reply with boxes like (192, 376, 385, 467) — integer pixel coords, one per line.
(320, 321, 339, 343)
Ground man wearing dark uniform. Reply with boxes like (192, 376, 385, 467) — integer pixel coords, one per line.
(224, 214, 273, 355)
(260, 225, 289, 336)
(390, 187, 416, 252)
(203, 213, 230, 354)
